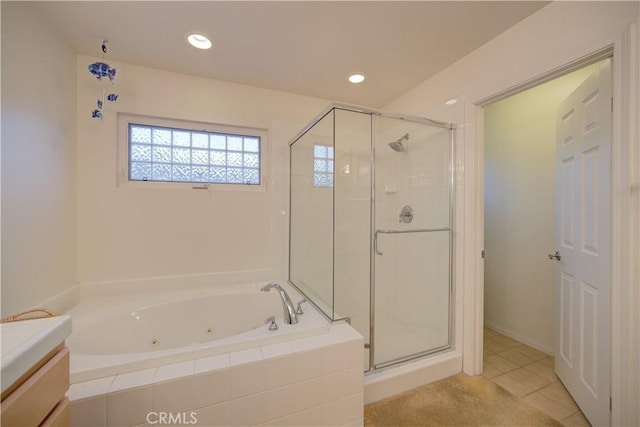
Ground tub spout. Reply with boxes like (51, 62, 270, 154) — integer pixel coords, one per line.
(260, 283, 299, 325)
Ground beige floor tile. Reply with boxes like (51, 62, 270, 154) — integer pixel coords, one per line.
(539, 382, 579, 412)
(539, 356, 555, 368)
(513, 344, 548, 361)
(480, 333, 588, 427)
(523, 361, 559, 383)
(482, 362, 502, 379)
(561, 410, 592, 427)
(365, 330, 589, 427)
(522, 391, 576, 421)
(485, 354, 519, 373)
(484, 338, 511, 353)
(506, 368, 552, 391)
(497, 348, 535, 367)
(483, 327, 499, 338)
(492, 373, 538, 397)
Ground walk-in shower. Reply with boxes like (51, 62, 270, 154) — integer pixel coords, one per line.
(289, 104, 455, 372)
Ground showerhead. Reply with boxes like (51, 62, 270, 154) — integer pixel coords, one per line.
(388, 133, 409, 152)
(388, 140, 405, 152)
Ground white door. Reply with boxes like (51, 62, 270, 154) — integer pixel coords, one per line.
(555, 59, 612, 426)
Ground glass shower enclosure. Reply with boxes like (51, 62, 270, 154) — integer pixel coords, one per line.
(289, 105, 454, 371)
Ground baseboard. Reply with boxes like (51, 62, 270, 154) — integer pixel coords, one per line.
(483, 320, 554, 356)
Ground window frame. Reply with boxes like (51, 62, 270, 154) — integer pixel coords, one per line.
(312, 143, 334, 188)
(117, 113, 268, 191)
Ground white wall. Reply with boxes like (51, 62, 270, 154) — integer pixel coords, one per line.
(76, 56, 329, 285)
(1, 2, 77, 315)
(483, 63, 602, 353)
(385, 2, 638, 116)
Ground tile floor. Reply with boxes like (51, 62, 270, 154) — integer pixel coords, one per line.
(483, 327, 591, 426)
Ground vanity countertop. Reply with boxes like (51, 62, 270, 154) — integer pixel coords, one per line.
(1, 315, 72, 394)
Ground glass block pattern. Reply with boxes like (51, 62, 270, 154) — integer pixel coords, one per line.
(129, 124, 261, 185)
(313, 144, 334, 188)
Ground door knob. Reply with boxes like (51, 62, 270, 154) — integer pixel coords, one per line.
(548, 251, 561, 261)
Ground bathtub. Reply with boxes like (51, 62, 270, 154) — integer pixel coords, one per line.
(67, 281, 329, 383)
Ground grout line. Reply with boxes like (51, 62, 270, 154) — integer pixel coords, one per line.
(560, 408, 582, 422)
(485, 329, 587, 426)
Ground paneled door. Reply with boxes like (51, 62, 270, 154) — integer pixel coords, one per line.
(554, 59, 612, 426)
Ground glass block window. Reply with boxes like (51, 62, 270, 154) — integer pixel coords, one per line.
(128, 123, 261, 185)
(313, 144, 334, 187)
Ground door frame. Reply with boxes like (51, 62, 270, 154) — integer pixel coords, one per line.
(462, 24, 639, 425)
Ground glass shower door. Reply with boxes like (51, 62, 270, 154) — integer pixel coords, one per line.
(372, 116, 453, 368)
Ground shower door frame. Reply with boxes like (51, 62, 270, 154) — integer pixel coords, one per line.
(368, 109, 456, 372)
(287, 103, 457, 373)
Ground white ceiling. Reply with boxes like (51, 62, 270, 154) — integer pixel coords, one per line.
(34, 1, 549, 108)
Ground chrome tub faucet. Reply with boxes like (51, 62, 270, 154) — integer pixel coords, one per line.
(260, 283, 299, 325)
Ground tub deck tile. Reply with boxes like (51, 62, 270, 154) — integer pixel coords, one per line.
(155, 360, 195, 383)
(261, 341, 293, 359)
(68, 376, 114, 401)
(230, 347, 263, 365)
(109, 367, 157, 394)
(194, 353, 230, 374)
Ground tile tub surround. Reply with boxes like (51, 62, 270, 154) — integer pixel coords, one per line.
(68, 323, 364, 427)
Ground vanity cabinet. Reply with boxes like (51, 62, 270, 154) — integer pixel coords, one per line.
(1, 345, 70, 427)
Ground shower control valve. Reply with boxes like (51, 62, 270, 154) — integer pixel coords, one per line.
(399, 205, 414, 223)
(265, 315, 278, 331)
(295, 298, 307, 315)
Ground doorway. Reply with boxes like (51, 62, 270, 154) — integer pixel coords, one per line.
(482, 59, 611, 425)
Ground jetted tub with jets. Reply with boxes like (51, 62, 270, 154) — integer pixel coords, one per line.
(66, 281, 328, 382)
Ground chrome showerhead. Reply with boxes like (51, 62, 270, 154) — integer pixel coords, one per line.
(388, 133, 409, 152)
(388, 140, 405, 152)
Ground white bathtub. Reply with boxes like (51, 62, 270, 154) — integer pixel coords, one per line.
(67, 282, 329, 383)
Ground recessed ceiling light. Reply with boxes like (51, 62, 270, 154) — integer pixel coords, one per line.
(445, 99, 458, 105)
(347, 73, 366, 84)
(187, 33, 212, 50)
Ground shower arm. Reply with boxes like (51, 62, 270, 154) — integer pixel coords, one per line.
(374, 227, 452, 256)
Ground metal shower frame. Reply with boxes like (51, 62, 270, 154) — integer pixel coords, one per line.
(287, 103, 457, 373)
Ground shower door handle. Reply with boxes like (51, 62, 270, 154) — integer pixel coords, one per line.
(374, 227, 451, 256)
(374, 230, 384, 255)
